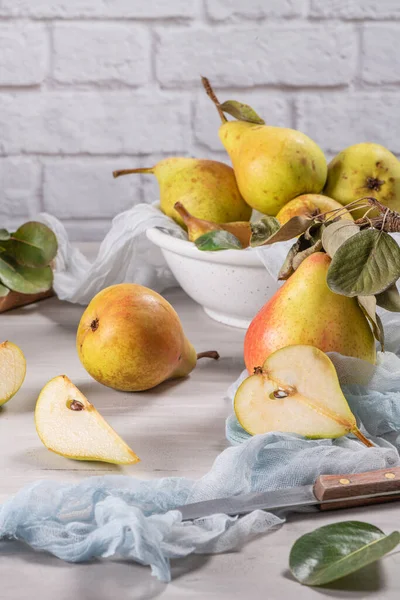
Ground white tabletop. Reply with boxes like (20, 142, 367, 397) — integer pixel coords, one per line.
(1, 273, 400, 599)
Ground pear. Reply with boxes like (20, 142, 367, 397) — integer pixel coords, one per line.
(276, 194, 353, 225)
(244, 252, 376, 373)
(113, 157, 251, 227)
(174, 201, 251, 247)
(77, 283, 219, 392)
(35, 375, 139, 464)
(202, 77, 327, 215)
(324, 143, 400, 218)
(235, 345, 372, 446)
(0, 341, 26, 406)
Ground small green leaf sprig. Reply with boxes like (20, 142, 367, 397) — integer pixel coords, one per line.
(0, 222, 58, 297)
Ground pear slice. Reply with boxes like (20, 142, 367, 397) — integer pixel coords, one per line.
(35, 375, 140, 464)
(234, 345, 372, 447)
(0, 341, 26, 406)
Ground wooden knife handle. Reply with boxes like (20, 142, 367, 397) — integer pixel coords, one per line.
(314, 466, 400, 511)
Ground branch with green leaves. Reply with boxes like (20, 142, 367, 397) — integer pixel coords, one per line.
(0, 222, 58, 297)
(249, 197, 400, 350)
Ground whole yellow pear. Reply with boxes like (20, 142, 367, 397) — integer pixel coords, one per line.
(244, 253, 376, 372)
(77, 284, 218, 392)
(113, 157, 251, 227)
(276, 194, 353, 225)
(202, 78, 327, 215)
(324, 143, 400, 218)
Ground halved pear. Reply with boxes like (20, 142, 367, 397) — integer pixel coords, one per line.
(35, 375, 140, 464)
(235, 345, 372, 446)
(0, 341, 26, 406)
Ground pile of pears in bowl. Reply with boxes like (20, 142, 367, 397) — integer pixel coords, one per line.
(113, 76, 400, 329)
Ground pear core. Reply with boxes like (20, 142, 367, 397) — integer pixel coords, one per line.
(235, 345, 372, 446)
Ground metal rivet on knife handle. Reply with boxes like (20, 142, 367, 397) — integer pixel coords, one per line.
(339, 478, 350, 485)
(385, 473, 396, 479)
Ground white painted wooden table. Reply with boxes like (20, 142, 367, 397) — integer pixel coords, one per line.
(1, 265, 400, 599)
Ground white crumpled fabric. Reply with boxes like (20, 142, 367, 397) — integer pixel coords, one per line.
(1, 206, 399, 582)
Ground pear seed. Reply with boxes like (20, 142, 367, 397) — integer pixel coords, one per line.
(69, 399, 84, 411)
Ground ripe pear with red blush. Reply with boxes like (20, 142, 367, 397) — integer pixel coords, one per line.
(244, 253, 376, 373)
(77, 284, 219, 392)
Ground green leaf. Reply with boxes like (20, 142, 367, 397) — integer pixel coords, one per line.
(255, 215, 314, 247)
(195, 230, 242, 251)
(7, 221, 58, 267)
(376, 284, 400, 312)
(250, 217, 280, 247)
(0, 254, 53, 294)
(0, 283, 10, 297)
(292, 239, 323, 271)
(290, 521, 400, 587)
(322, 220, 360, 259)
(219, 100, 265, 124)
(327, 229, 400, 297)
(358, 295, 385, 350)
(0, 229, 10, 241)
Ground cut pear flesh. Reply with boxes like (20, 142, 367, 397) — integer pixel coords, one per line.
(234, 345, 372, 447)
(35, 375, 140, 464)
(0, 341, 26, 406)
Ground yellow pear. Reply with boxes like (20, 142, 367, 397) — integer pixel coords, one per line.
(276, 194, 353, 225)
(244, 253, 376, 372)
(0, 341, 26, 406)
(235, 344, 372, 446)
(35, 375, 139, 464)
(174, 201, 251, 247)
(113, 157, 251, 227)
(77, 283, 219, 392)
(202, 78, 327, 215)
(324, 143, 400, 218)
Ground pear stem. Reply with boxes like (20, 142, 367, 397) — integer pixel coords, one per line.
(113, 167, 154, 178)
(174, 202, 191, 223)
(352, 428, 374, 448)
(201, 76, 227, 124)
(197, 350, 220, 361)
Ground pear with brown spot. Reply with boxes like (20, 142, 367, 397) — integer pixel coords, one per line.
(202, 77, 327, 216)
(77, 283, 219, 392)
(324, 143, 400, 218)
(235, 344, 372, 446)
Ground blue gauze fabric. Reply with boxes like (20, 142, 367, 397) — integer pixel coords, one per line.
(1, 347, 400, 582)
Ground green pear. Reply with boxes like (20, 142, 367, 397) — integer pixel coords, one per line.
(113, 157, 251, 227)
(324, 143, 400, 218)
(202, 78, 327, 215)
(235, 344, 372, 446)
(244, 252, 376, 372)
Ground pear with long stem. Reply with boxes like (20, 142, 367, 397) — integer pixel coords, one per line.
(113, 157, 251, 227)
(202, 77, 327, 216)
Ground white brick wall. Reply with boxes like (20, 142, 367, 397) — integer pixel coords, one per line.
(0, 1, 398, 240)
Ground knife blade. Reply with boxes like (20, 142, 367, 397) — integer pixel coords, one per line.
(175, 466, 400, 521)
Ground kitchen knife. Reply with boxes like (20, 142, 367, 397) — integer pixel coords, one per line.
(175, 466, 400, 521)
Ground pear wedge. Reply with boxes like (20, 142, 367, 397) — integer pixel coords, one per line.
(35, 375, 140, 464)
(0, 341, 26, 406)
(235, 345, 372, 446)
